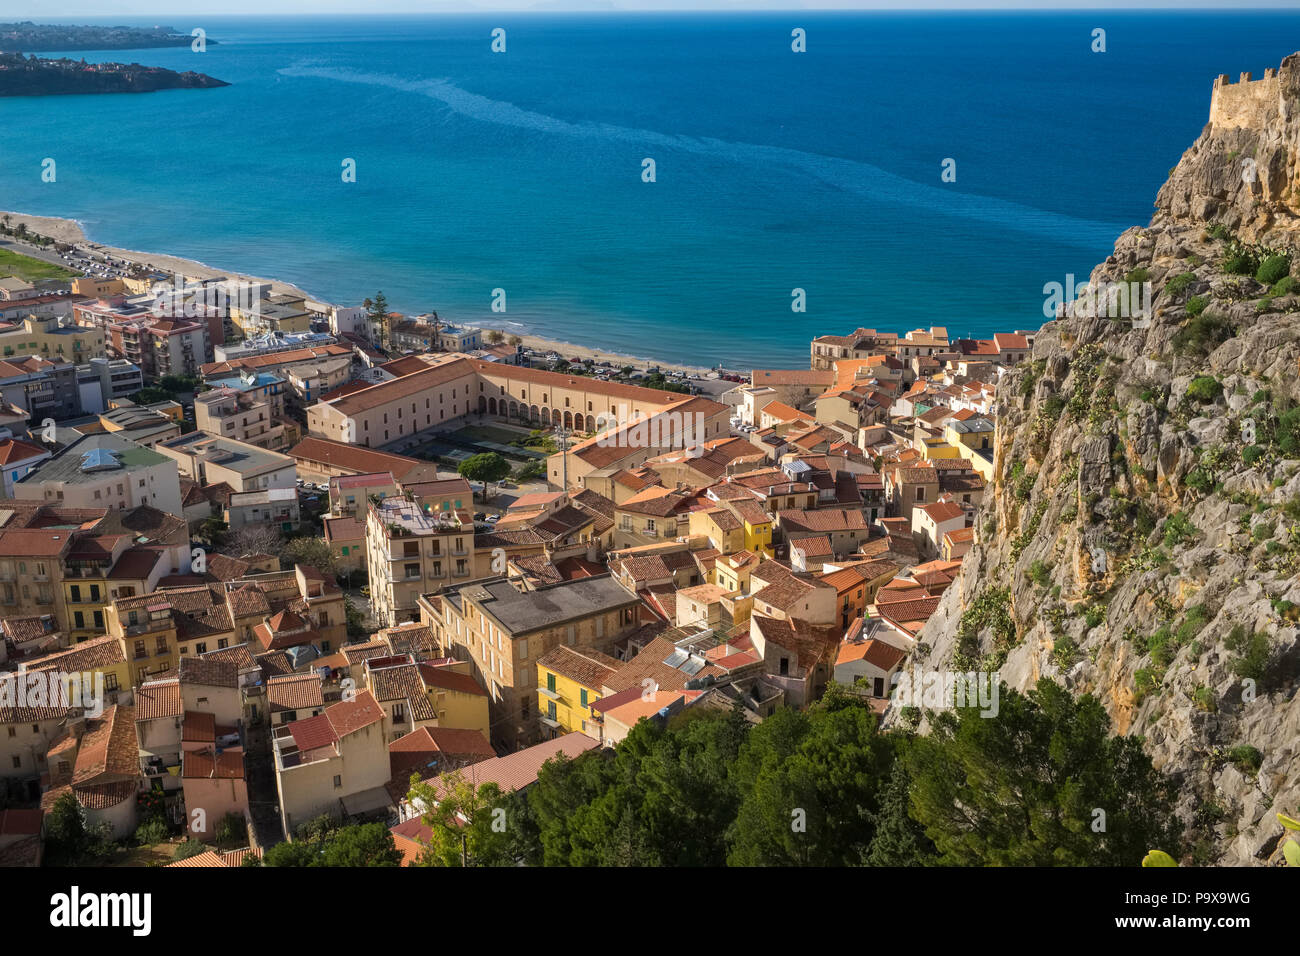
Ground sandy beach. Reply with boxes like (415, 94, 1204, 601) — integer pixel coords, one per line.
(1, 208, 724, 377)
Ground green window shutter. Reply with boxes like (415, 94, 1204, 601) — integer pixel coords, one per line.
(547, 673, 556, 692)
(580, 689, 588, 707)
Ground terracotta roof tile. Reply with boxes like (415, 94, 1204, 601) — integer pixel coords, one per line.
(267, 673, 324, 712)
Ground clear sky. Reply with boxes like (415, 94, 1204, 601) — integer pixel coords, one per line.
(3, 1, 1294, 18)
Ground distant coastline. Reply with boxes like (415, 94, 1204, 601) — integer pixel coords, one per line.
(0, 22, 209, 52)
(0, 53, 228, 97)
(0, 208, 720, 376)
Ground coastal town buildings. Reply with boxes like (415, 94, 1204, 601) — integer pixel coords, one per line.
(0, 224, 1041, 864)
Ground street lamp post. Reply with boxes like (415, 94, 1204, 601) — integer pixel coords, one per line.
(554, 426, 572, 490)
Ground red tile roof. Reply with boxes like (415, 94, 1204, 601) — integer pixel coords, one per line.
(419, 732, 598, 798)
(418, 664, 487, 697)
(182, 747, 245, 779)
(325, 690, 385, 737)
(288, 713, 338, 752)
(289, 436, 426, 479)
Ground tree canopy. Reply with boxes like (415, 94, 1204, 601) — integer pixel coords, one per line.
(902, 679, 1179, 866)
(483, 680, 1180, 867)
(458, 452, 511, 497)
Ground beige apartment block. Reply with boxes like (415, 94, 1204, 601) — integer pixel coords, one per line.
(429, 575, 641, 750)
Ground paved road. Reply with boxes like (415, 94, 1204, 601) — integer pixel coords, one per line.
(0, 236, 74, 271)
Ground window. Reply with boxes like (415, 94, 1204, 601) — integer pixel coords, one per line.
(333, 775, 342, 789)
(580, 688, 588, 707)
(10, 756, 18, 769)
(779, 656, 789, 676)
(6, 727, 13, 738)
(518, 638, 528, 659)
(546, 672, 556, 692)
(566, 625, 575, 645)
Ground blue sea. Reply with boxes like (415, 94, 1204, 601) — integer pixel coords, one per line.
(4, 11, 1299, 367)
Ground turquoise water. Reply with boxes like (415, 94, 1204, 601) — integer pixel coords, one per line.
(4, 11, 1300, 367)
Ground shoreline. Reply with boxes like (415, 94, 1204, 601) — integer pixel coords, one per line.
(0, 208, 724, 377)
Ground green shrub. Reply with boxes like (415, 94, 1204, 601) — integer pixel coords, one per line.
(1242, 445, 1265, 466)
(1163, 511, 1197, 548)
(1085, 605, 1106, 629)
(1162, 271, 1196, 299)
(1255, 253, 1291, 285)
(1133, 668, 1160, 704)
(134, 818, 169, 846)
(1051, 634, 1078, 668)
(1027, 560, 1052, 588)
(1184, 295, 1209, 317)
(1173, 312, 1233, 356)
(1185, 375, 1222, 404)
(1184, 466, 1213, 493)
(1278, 407, 1300, 455)
(1223, 239, 1262, 276)
(173, 839, 206, 861)
(1229, 629, 1272, 682)
(1227, 744, 1263, 775)
(1270, 275, 1300, 296)
(1175, 605, 1209, 645)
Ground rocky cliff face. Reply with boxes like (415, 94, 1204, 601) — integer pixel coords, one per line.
(895, 55, 1300, 866)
